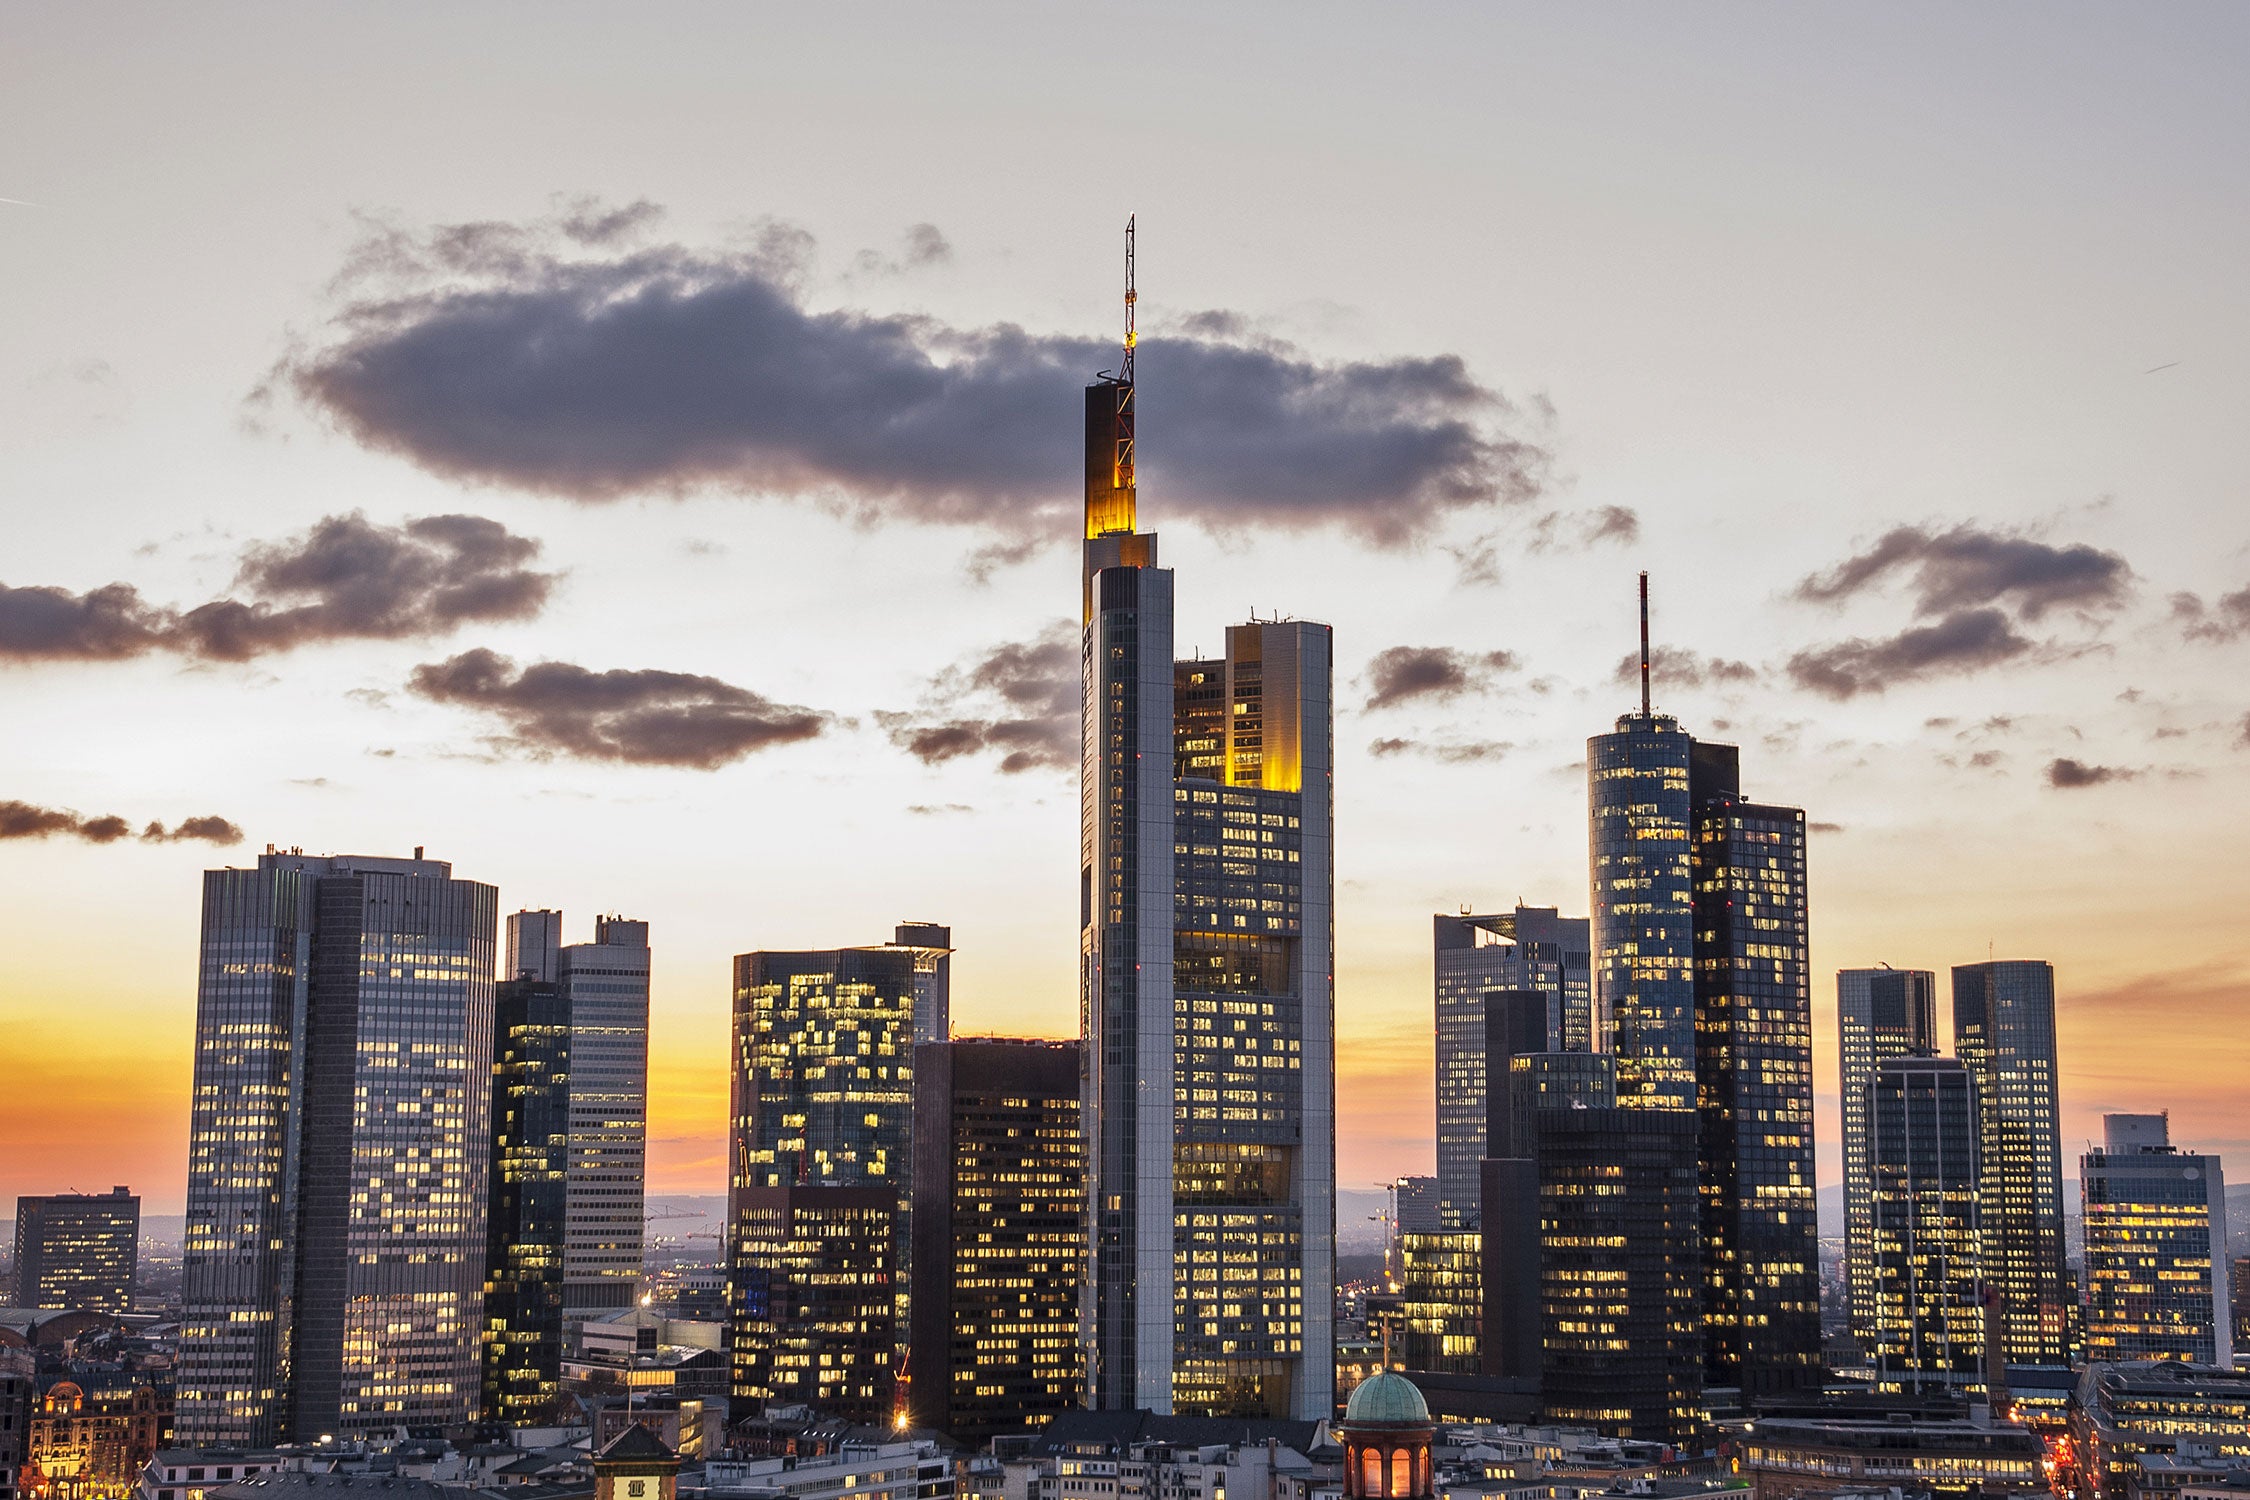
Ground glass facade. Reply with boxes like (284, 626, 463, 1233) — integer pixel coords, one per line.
(178, 851, 497, 1444)
(1690, 746, 1818, 1395)
(1080, 364, 1336, 1421)
(2081, 1114, 2232, 1365)
(726, 1186, 897, 1424)
(481, 974, 570, 1423)
(1397, 1232, 1481, 1374)
(1431, 908, 1590, 1228)
(1587, 714, 1695, 1110)
(1838, 967, 1938, 1341)
(907, 1040, 1085, 1443)
(1868, 1057, 1985, 1391)
(556, 917, 651, 1319)
(11, 1189, 139, 1316)
(1953, 960, 2075, 1365)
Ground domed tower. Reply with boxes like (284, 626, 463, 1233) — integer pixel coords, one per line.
(1340, 1370, 1435, 1500)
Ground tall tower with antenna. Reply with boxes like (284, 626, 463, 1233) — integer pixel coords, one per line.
(1079, 221, 1336, 1420)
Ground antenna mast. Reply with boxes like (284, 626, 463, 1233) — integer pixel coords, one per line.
(1638, 570, 1652, 717)
(1117, 216, 1137, 498)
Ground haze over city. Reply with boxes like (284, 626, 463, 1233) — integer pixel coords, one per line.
(5, 1, 2248, 1223)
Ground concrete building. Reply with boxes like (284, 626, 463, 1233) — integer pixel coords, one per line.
(177, 849, 497, 1444)
(908, 1039, 1084, 1443)
(1867, 1057, 1985, 1392)
(12, 1192, 140, 1317)
(2, 1349, 31, 1500)
(2083, 1114, 2233, 1366)
(1432, 910, 1590, 1227)
(1954, 961, 2075, 1365)
(703, 1441, 951, 1500)
(1740, 1411, 2045, 1500)
(1836, 968, 1938, 1342)
(2069, 1361, 2250, 1500)
(1080, 236, 1335, 1420)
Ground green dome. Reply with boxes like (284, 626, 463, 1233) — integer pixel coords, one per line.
(1345, 1369, 1430, 1425)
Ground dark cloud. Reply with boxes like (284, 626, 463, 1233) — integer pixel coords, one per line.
(2171, 586, 2250, 643)
(279, 216, 1549, 543)
(1785, 608, 2032, 700)
(0, 800, 242, 845)
(408, 649, 831, 768)
(1362, 646, 1519, 711)
(1796, 523, 2133, 621)
(1368, 736, 1510, 764)
(1807, 821, 1846, 834)
(882, 621, 1078, 774)
(1609, 645, 1756, 693)
(2046, 757, 2138, 789)
(0, 513, 553, 663)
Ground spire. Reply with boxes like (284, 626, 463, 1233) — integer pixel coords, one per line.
(1083, 216, 1139, 539)
(1638, 570, 1652, 717)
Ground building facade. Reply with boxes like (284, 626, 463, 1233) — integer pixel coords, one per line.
(1432, 909, 1589, 1227)
(1867, 1056, 1985, 1391)
(727, 928, 947, 1416)
(2069, 1361, 2250, 1500)
(1953, 960, 2075, 1365)
(1080, 270, 1335, 1420)
(481, 970, 572, 1423)
(1838, 967, 1938, 1340)
(1688, 740, 1817, 1394)
(1587, 715, 1697, 1111)
(177, 849, 497, 1444)
(908, 1039, 1085, 1443)
(11, 1192, 139, 1317)
(2082, 1114, 2232, 1366)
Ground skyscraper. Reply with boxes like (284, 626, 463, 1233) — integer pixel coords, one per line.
(726, 925, 948, 1414)
(11, 1189, 139, 1315)
(1688, 740, 1818, 1395)
(1586, 587, 1817, 1395)
(178, 849, 497, 1444)
(1432, 908, 1590, 1227)
(908, 1039, 1085, 1443)
(2081, 1113, 2232, 1366)
(1953, 959, 2074, 1365)
(1867, 1056, 1984, 1392)
(482, 967, 570, 1424)
(1838, 967, 1939, 1340)
(1081, 224, 1335, 1420)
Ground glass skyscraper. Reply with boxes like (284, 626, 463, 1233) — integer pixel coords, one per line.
(1867, 1056, 1985, 1392)
(1081, 256, 1335, 1420)
(1431, 908, 1590, 1227)
(2082, 1114, 2232, 1366)
(1953, 959, 2075, 1365)
(178, 849, 497, 1444)
(1838, 967, 1938, 1341)
(1587, 714, 1696, 1109)
(482, 970, 570, 1422)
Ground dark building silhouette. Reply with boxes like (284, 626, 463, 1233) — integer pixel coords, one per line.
(1868, 1056, 1985, 1391)
(908, 1039, 1084, 1442)
(177, 850, 497, 1444)
(482, 973, 572, 1422)
(1838, 968, 1939, 1341)
(12, 1189, 139, 1315)
(728, 1185, 896, 1423)
(1953, 960, 2075, 1364)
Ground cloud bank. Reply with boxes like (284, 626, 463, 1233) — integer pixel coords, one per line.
(882, 620, 1078, 774)
(279, 213, 1551, 543)
(409, 649, 831, 768)
(1362, 646, 1519, 711)
(0, 801, 243, 845)
(0, 513, 553, 663)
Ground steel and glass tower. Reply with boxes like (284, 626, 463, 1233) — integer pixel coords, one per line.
(1082, 222, 1335, 1419)
(1838, 967, 1938, 1341)
(178, 849, 497, 1444)
(2082, 1114, 2232, 1366)
(1868, 1056, 1985, 1392)
(1431, 907, 1590, 1227)
(1953, 959, 2075, 1365)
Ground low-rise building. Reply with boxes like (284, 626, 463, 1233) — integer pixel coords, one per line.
(2071, 1364, 2250, 1500)
(700, 1441, 949, 1500)
(136, 1450, 286, 1500)
(1739, 1412, 2044, 1500)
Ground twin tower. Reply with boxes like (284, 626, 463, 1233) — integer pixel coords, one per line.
(1078, 248, 1338, 1420)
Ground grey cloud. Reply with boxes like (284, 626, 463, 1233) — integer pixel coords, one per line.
(1529, 504, 1640, 553)
(1362, 646, 1519, 711)
(1785, 608, 2032, 699)
(1609, 645, 1756, 692)
(1808, 821, 1846, 834)
(1797, 522, 2133, 621)
(882, 620, 1077, 774)
(0, 800, 242, 845)
(852, 223, 953, 278)
(408, 649, 831, 768)
(1368, 736, 1511, 764)
(280, 216, 1548, 543)
(907, 802, 973, 816)
(2046, 757, 2139, 789)
(2172, 586, 2250, 642)
(0, 513, 553, 663)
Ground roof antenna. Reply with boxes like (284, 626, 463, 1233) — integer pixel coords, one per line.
(1638, 570, 1652, 717)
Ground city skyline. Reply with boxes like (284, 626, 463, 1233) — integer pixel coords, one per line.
(6, 5, 2250, 1219)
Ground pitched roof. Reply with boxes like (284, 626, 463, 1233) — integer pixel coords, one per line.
(595, 1425, 679, 1466)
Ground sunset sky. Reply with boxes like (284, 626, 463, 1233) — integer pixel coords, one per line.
(4, 4, 2247, 1223)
